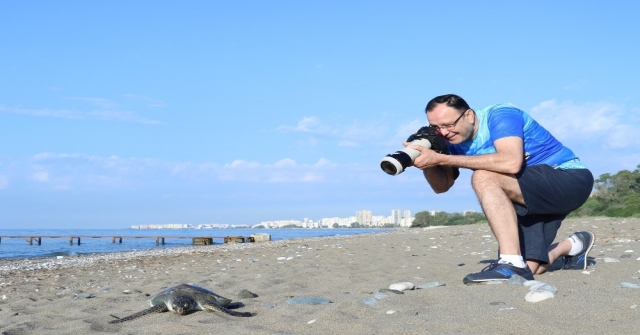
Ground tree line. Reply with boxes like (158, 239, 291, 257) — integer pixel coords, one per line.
(570, 164, 640, 218)
(409, 164, 640, 227)
(410, 211, 486, 227)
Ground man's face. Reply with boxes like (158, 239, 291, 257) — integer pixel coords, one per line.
(426, 103, 475, 144)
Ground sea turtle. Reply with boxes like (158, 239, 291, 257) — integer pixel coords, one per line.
(109, 283, 253, 323)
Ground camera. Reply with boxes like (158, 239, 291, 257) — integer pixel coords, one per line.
(380, 126, 449, 176)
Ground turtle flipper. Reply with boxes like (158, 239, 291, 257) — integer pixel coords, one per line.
(200, 301, 254, 317)
(109, 304, 169, 324)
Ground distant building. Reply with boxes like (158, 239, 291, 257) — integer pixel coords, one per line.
(392, 210, 401, 225)
(356, 210, 372, 225)
(131, 223, 192, 229)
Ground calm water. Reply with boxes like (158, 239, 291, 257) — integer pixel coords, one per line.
(0, 228, 389, 259)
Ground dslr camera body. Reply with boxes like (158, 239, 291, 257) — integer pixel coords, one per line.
(380, 126, 450, 175)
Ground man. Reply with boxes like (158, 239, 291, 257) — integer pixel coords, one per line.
(410, 94, 594, 284)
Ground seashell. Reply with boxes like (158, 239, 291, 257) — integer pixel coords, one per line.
(620, 282, 640, 289)
(416, 281, 446, 289)
(525, 289, 555, 303)
(523, 280, 544, 287)
(529, 283, 557, 294)
(388, 282, 414, 291)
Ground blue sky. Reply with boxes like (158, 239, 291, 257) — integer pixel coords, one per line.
(1, 1, 639, 229)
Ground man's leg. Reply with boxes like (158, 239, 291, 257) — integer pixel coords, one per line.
(462, 170, 535, 284)
(470, 169, 524, 256)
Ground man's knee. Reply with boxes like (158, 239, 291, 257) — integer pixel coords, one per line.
(471, 170, 498, 191)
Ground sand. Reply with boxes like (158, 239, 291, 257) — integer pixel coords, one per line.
(1, 217, 639, 335)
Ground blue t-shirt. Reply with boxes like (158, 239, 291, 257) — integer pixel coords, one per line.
(448, 104, 586, 169)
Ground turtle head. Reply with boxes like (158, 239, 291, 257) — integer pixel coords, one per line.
(171, 295, 197, 315)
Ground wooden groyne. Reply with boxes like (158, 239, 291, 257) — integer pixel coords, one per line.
(0, 235, 258, 246)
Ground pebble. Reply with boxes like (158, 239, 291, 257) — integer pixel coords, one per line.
(530, 283, 557, 294)
(260, 303, 278, 310)
(373, 292, 389, 300)
(525, 290, 555, 303)
(603, 257, 620, 263)
(416, 281, 446, 289)
(378, 289, 403, 295)
(308, 319, 316, 324)
(620, 282, 640, 289)
(362, 297, 378, 306)
(286, 297, 331, 305)
(238, 289, 258, 299)
(388, 282, 414, 291)
(523, 280, 544, 287)
(499, 307, 516, 311)
(386, 310, 396, 314)
(74, 293, 95, 299)
(507, 274, 528, 286)
(625, 250, 634, 253)
(631, 305, 638, 309)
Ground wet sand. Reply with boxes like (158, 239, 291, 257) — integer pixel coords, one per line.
(1, 217, 639, 335)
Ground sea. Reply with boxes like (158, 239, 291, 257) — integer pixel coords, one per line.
(0, 228, 389, 259)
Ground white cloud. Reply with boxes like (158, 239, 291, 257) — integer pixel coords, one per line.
(123, 94, 167, 108)
(562, 79, 588, 91)
(278, 116, 391, 147)
(0, 105, 82, 119)
(273, 158, 297, 168)
(88, 110, 163, 125)
(278, 116, 331, 134)
(529, 99, 640, 149)
(33, 152, 83, 161)
(67, 97, 119, 109)
(28, 153, 346, 188)
(1, 98, 163, 125)
(32, 171, 49, 182)
(0, 175, 8, 189)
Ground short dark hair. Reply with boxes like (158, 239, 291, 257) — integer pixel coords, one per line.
(425, 94, 470, 114)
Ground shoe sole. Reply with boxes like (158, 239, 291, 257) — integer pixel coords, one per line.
(579, 231, 595, 270)
(462, 277, 508, 285)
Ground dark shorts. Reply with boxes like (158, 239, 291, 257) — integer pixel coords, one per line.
(514, 164, 594, 263)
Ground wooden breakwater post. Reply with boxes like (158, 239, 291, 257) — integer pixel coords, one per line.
(193, 237, 214, 245)
(224, 236, 245, 244)
(251, 233, 271, 242)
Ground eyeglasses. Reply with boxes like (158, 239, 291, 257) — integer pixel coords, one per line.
(430, 110, 467, 132)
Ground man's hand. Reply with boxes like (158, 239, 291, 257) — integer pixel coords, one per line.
(409, 145, 441, 170)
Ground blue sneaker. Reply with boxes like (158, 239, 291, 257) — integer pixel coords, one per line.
(463, 260, 534, 284)
(563, 231, 595, 270)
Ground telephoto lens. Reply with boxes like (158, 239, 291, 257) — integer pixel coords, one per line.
(380, 138, 431, 175)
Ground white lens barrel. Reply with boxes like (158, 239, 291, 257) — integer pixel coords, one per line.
(380, 138, 431, 175)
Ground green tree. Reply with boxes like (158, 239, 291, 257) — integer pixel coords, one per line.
(570, 164, 640, 218)
(411, 211, 433, 227)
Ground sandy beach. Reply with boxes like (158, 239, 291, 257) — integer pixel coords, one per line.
(1, 217, 639, 335)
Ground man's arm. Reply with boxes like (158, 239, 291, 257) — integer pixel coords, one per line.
(412, 135, 524, 180)
(423, 166, 456, 193)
